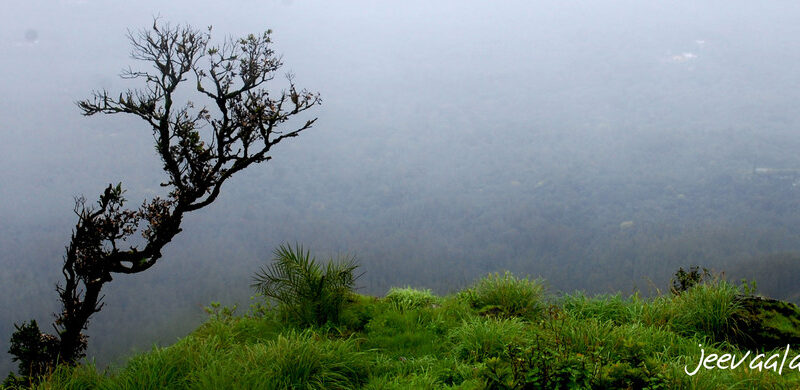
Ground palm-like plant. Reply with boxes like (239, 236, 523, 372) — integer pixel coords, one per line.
(252, 244, 360, 326)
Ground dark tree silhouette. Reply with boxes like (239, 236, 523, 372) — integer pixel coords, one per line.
(8, 20, 320, 379)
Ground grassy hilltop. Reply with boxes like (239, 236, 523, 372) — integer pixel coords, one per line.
(13, 259, 800, 389)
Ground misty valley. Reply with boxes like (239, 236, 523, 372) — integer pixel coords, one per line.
(4, 0, 800, 388)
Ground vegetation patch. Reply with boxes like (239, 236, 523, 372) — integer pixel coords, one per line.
(654, 280, 745, 343)
(458, 271, 546, 320)
(732, 296, 800, 350)
(448, 317, 527, 363)
(384, 287, 439, 311)
(17, 269, 800, 389)
(252, 244, 360, 327)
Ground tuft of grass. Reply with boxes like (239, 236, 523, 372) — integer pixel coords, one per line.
(448, 317, 527, 363)
(561, 292, 644, 325)
(364, 308, 445, 358)
(30, 363, 111, 390)
(384, 287, 438, 311)
(655, 280, 745, 343)
(182, 329, 370, 389)
(338, 294, 379, 332)
(458, 271, 546, 320)
(240, 330, 369, 389)
(368, 355, 478, 388)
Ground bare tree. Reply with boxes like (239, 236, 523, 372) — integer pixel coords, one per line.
(8, 20, 320, 378)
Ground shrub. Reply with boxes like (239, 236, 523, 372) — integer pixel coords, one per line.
(481, 316, 677, 389)
(338, 294, 377, 332)
(670, 265, 712, 295)
(384, 287, 438, 311)
(480, 346, 594, 390)
(459, 271, 546, 320)
(252, 244, 360, 327)
(5, 320, 60, 387)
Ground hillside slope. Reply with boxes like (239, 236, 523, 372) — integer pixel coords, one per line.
(16, 274, 800, 389)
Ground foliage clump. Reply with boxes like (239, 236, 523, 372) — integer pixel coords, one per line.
(561, 293, 643, 326)
(384, 287, 438, 311)
(252, 244, 360, 327)
(671, 265, 712, 295)
(252, 330, 370, 390)
(651, 279, 744, 343)
(3, 321, 60, 388)
(459, 271, 546, 320)
(448, 317, 526, 363)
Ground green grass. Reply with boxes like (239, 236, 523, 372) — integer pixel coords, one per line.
(448, 317, 527, 363)
(652, 280, 745, 342)
(384, 287, 439, 311)
(458, 271, 546, 320)
(561, 292, 644, 325)
(20, 272, 800, 389)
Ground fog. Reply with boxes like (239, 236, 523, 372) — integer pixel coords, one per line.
(4, 0, 800, 373)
